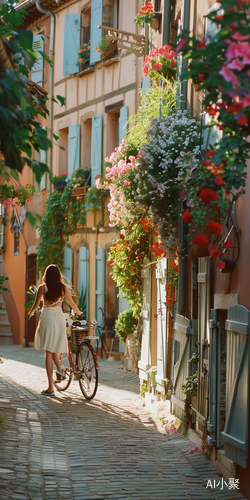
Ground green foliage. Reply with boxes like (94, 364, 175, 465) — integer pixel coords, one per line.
(140, 382, 147, 398)
(78, 42, 91, 64)
(181, 372, 198, 403)
(115, 309, 137, 344)
(96, 37, 109, 56)
(86, 187, 105, 212)
(77, 289, 87, 319)
(0, 265, 9, 310)
(127, 82, 178, 151)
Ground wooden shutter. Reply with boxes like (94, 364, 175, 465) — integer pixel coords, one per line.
(172, 314, 190, 412)
(31, 34, 44, 86)
(95, 247, 105, 327)
(207, 309, 221, 447)
(222, 304, 250, 468)
(63, 246, 73, 285)
(155, 258, 167, 392)
(90, 0, 102, 65)
(118, 296, 130, 354)
(118, 106, 128, 144)
(91, 114, 103, 186)
(142, 75, 150, 94)
(68, 124, 81, 176)
(138, 258, 152, 379)
(40, 149, 47, 190)
(63, 14, 81, 75)
(78, 246, 89, 320)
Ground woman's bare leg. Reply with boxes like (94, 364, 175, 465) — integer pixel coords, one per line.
(52, 352, 61, 372)
(45, 350, 54, 392)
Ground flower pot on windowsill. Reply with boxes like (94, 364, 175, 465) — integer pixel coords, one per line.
(102, 40, 117, 62)
(71, 186, 88, 197)
(54, 180, 67, 190)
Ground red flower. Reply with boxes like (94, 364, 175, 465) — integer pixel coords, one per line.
(199, 189, 219, 203)
(153, 62, 163, 71)
(197, 73, 206, 82)
(137, 253, 142, 258)
(237, 115, 248, 126)
(206, 220, 222, 234)
(192, 235, 209, 247)
(206, 150, 215, 157)
(170, 262, 176, 268)
(108, 259, 114, 265)
(215, 175, 224, 186)
(203, 160, 212, 167)
(154, 314, 158, 319)
(169, 333, 173, 338)
(223, 238, 232, 248)
(210, 249, 221, 258)
(131, 266, 135, 270)
(217, 260, 226, 270)
(170, 60, 176, 67)
(176, 38, 188, 52)
(182, 211, 193, 223)
(196, 40, 207, 49)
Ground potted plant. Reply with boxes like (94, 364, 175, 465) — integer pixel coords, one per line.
(133, 2, 154, 27)
(78, 41, 91, 67)
(96, 37, 117, 61)
(181, 372, 198, 405)
(52, 174, 68, 190)
(115, 309, 137, 347)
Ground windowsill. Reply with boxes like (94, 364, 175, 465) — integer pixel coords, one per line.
(78, 66, 95, 77)
(102, 56, 120, 67)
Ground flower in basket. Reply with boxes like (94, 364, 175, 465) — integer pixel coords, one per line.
(143, 45, 177, 82)
(96, 37, 110, 58)
(78, 41, 91, 64)
(134, 2, 154, 27)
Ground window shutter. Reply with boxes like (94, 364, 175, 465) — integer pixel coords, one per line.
(142, 75, 150, 94)
(31, 34, 44, 86)
(155, 258, 167, 392)
(91, 114, 103, 186)
(63, 14, 81, 75)
(78, 246, 89, 320)
(95, 247, 105, 328)
(68, 123, 81, 176)
(63, 246, 73, 285)
(222, 304, 250, 468)
(40, 149, 47, 190)
(118, 106, 128, 144)
(138, 258, 152, 376)
(90, 0, 102, 65)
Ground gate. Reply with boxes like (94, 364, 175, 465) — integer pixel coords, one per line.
(222, 304, 250, 468)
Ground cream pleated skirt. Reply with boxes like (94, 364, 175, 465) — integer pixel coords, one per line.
(34, 305, 68, 353)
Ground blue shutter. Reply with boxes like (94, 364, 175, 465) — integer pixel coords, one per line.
(91, 114, 103, 186)
(68, 123, 81, 176)
(31, 34, 44, 86)
(142, 75, 150, 94)
(90, 0, 102, 65)
(40, 149, 47, 190)
(63, 246, 73, 285)
(118, 106, 128, 144)
(95, 247, 105, 328)
(222, 304, 250, 468)
(63, 14, 81, 75)
(78, 246, 89, 320)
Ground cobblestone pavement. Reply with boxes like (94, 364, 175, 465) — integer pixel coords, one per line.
(0, 346, 246, 500)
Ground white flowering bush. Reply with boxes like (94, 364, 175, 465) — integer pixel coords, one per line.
(135, 110, 201, 248)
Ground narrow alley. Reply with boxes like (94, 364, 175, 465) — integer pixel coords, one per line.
(0, 347, 245, 500)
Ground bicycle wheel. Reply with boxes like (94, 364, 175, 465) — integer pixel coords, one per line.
(53, 352, 73, 391)
(77, 344, 98, 400)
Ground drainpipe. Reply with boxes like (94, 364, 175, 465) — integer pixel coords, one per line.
(35, 0, 55, 192)
(14, 208, 29, 347)
(180, 0, 190, 111)
(162, 0, 171, 46)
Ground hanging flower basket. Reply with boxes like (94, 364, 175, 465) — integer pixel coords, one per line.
(149, 12, 161, 31)
(71, 186, 88, 197)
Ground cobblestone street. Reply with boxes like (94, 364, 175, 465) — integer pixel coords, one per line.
(0, 346, 246, 500)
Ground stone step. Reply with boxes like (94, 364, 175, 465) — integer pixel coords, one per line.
(0, 332, 13, 344)
(0, 311, 9, 322)
(0, 322, 12, 334)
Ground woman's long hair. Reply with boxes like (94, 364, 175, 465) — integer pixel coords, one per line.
(43, 265, 65, 303)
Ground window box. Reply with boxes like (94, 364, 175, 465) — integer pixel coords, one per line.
(102, 39, 117, 62)
(71, 186, 89, 197)
(149, 12, 161, 31)
(54, 180, 67, 190)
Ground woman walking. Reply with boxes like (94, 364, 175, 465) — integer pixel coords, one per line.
(28, 264, 82, 395)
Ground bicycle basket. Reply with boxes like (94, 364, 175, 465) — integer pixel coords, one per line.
(73, 327, 89, 347)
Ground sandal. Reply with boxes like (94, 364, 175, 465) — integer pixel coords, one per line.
(41, 389, 55, 396)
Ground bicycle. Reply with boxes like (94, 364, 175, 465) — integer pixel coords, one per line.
(53, 317, 99, 400)
(96, 307, 117, 359)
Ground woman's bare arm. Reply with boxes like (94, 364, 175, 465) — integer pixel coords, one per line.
(64, 285, 83, 316)
(28, 284, 44, 317)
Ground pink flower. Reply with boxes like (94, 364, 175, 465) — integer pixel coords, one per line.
(176, 38, 188, 52)
(232, 32, 250, 41)
(227, 58, 244, 71)
(153, 62, 163, 70)
(219, 65, 240, 88)
(242, 94, 250, 107)
(123, 180, 131, 186)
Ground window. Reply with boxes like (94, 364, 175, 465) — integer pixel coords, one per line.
(82, 119, 92, 176)
(154, 0, 161, 12)
(102, 0, 119, 29)
(58, 128, 68, 177)
(82, 4, 91, 45)
(31, 33, 45, 86)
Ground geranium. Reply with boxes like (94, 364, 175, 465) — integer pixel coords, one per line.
(182, 211, 193, 224)
(133, 2, 154, 27)
(143, 45, 177, 82)
(78, 41, 91, 65)
(192, 235, 209, 247)
(199, 189, 219, 203)
(217, 260, 226, 270)
(206, 220, 222, 234)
